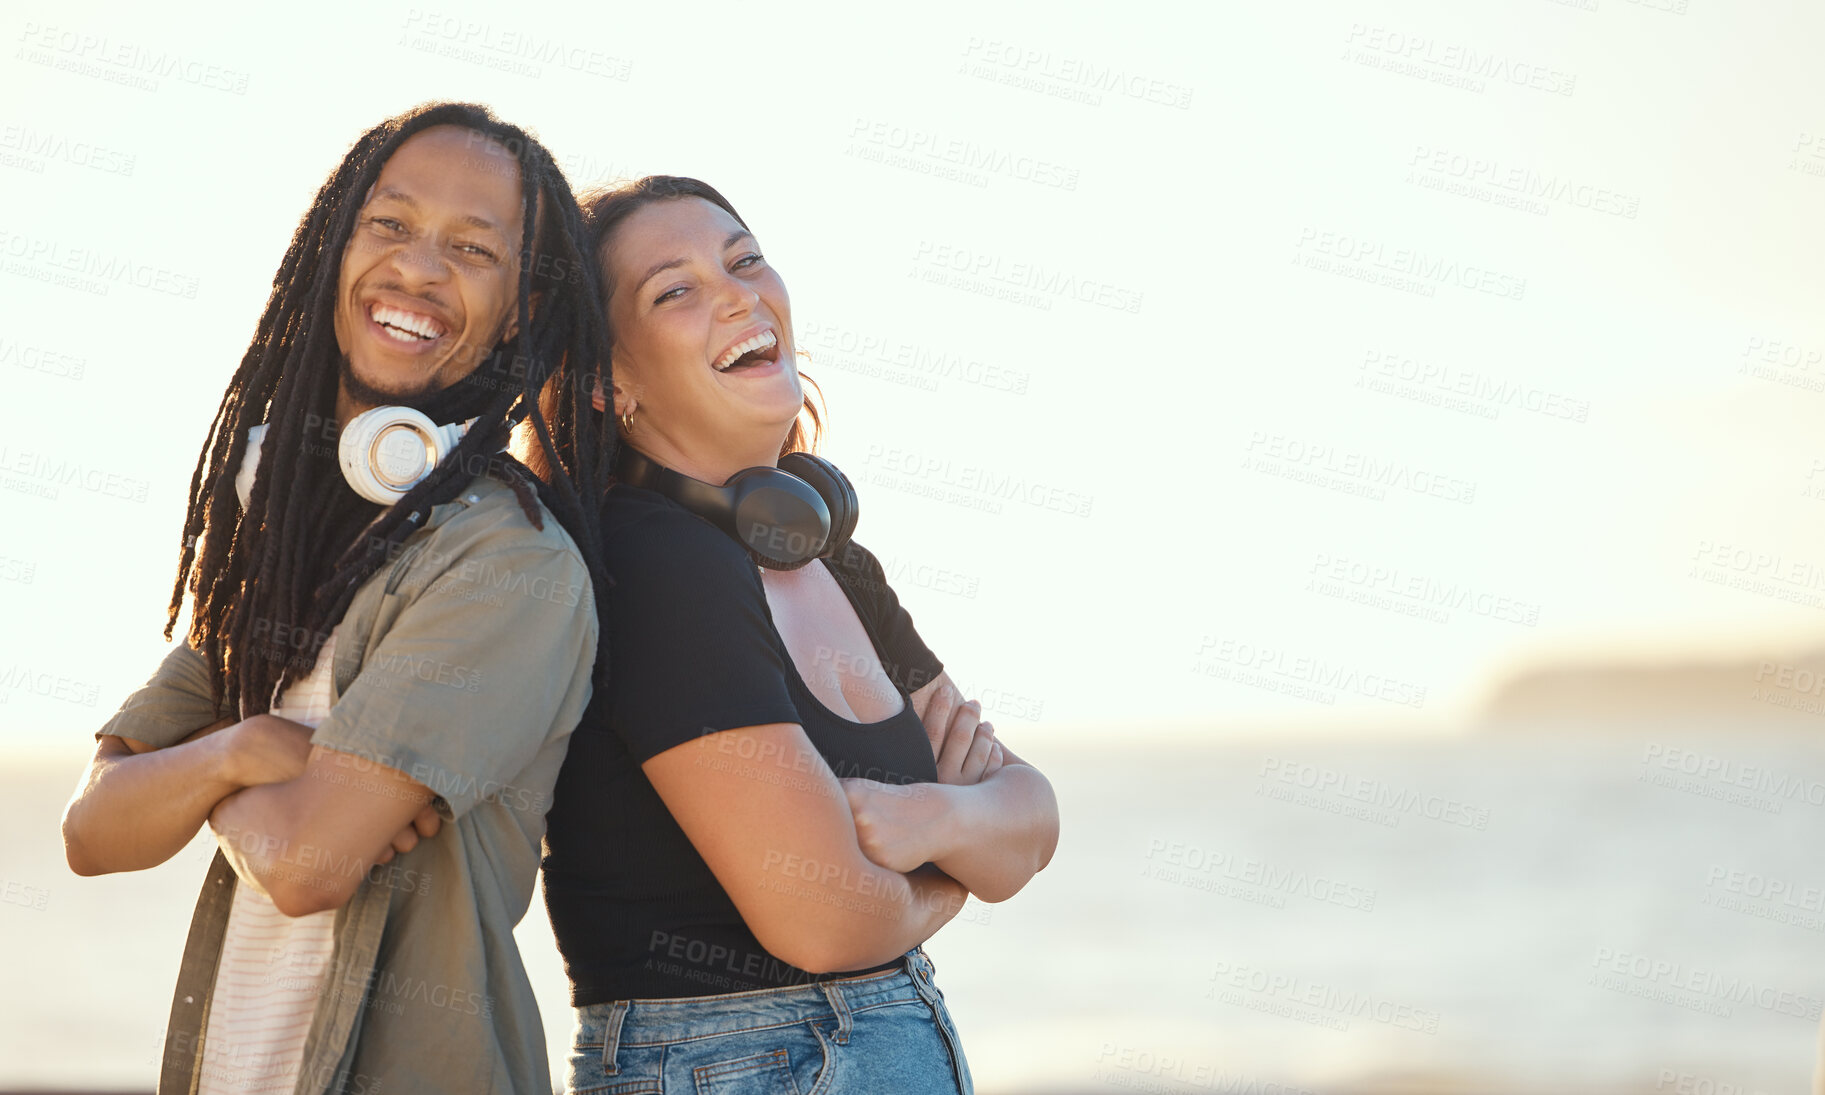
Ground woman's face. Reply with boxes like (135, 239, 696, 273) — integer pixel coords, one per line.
(603, 196, 801, 473)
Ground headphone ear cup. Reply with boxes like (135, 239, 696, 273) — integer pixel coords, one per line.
(726, 466, 831, 570)
(779, 453, 859, 556)
(338, 406, 447, 505)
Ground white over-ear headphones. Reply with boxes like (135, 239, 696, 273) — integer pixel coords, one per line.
(235, 407, 477, 509)
(337, 406, 474, 505)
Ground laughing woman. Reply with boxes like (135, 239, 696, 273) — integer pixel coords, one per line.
(538, 176, 1059, 1094)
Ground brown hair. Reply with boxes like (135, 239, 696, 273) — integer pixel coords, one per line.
(581, 175, 823, 458)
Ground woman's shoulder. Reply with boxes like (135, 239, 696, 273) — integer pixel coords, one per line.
(598, 483, 756, 584)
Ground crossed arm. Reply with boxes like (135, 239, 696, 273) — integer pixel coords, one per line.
(63, 715, 439, 916)
(846, 670, 1060, 902)
(643, 670, 1058, 975)
(643, 721, 970, 976)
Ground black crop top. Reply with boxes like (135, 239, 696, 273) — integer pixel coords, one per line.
(542, 483, 945, 1003)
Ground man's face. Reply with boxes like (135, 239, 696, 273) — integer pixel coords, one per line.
(331, 125, 525, 415)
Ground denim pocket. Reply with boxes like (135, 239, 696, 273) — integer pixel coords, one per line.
(574, 1081, 665, 1095)
(690, 1048, 800, 1095)
(567, 1040, 663, 1095)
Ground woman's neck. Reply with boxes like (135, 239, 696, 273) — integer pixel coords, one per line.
(628, 429, 783, 486)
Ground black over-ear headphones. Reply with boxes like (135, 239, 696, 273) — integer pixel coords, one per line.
(616, 446, 859, 571)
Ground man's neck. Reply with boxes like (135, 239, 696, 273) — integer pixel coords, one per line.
(333, 387, 369, 432)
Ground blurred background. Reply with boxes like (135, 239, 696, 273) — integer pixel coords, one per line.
(3, 0, 1824, 1091)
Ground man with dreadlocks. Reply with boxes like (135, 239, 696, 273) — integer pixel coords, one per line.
(60, 103, 613, 1095)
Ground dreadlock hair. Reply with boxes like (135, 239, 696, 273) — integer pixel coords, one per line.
(166, 101, 614, 719)
(578, 175, 824, 459)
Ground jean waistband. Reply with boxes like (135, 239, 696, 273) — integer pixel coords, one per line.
(576, 948, 938, 1050)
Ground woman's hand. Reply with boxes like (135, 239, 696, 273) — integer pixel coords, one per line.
(841, 778, 955, 873)
(930, 698, 1006, 786)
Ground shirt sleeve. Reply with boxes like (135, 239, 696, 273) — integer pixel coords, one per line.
(96, 642, 222, 746)
(827, 540, 945, 694)
(310, 540, 597, 822)
(602, 506, 801, 765)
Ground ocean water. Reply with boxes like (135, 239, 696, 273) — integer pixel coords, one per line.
(4, 726, 1822, 1094)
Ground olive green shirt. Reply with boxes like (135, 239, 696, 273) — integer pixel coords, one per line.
(99, 475, 596, 1095)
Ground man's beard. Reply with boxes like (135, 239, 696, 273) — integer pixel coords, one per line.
(337, 346, 507, 427)
(337, 353, 445, 416)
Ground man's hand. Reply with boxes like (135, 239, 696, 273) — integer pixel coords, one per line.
(376, 803, 443, 865)
(220, 715, 316, 787)
(208, 744, 436, 916)
(841, 778, 953, 873)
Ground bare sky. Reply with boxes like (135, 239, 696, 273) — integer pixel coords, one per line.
(3, 0, 1823, 746)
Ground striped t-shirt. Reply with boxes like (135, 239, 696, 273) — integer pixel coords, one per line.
(196, 635, 341, 1095)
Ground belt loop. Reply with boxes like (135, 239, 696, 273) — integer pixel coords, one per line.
(599, 1001, 630, 1074)
(821, 981, 854, 1045)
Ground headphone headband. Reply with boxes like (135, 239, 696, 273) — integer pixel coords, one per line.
(235, 407, 480, 510)
(616, 447, 858, 570)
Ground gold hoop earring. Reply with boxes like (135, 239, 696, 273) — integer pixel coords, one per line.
(619, 408, 635, 436)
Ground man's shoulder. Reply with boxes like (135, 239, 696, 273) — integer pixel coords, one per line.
(409, 473, 589, 575)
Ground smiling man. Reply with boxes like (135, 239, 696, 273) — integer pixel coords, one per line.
(59, 103, 612, 1095)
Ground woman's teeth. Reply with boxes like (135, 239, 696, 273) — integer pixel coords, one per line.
(714, 330, 778, 371)
(370, 303, 446, 342)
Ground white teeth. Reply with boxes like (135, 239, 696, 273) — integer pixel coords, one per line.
(713, 329, 778, 371)
(370, 303, 446, 341)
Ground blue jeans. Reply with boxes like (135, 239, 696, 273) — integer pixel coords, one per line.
(565, 948, 972, 1094)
